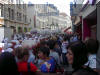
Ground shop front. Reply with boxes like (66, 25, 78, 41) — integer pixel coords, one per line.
(64, 26, 72, 35)
(83, 9, 97, 40)
(81, 0, 97, 40)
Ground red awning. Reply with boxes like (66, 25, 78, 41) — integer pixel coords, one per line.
(64, 26, 71, 32)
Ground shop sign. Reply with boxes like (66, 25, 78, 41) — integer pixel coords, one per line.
(64, 26, 71, 32)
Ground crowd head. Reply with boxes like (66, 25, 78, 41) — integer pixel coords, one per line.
(85, 38, 99, 54)
(15, 47, 29, 62)
(0, 52, 19, 75)
(38, 47, 50, 59)
(0, 33, 99, 75)
(66, 41, 88, 70)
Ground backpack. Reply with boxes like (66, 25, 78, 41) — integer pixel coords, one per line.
(20, 63, 35, 75)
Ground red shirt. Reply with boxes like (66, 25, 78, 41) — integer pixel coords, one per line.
(17, 62, 37, 73)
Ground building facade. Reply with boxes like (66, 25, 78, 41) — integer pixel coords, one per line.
(27, 3, 72, 34)
(27, 4, 59, 31)
(0, 0, 29, 34)
(58, 13, 72, 34)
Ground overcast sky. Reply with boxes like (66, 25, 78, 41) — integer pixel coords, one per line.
(24, 0, 74, 16)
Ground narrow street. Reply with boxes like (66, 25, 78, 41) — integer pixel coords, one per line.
(0, 0, 100, 75)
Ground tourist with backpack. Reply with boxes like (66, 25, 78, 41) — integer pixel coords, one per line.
(15, 47, 37, 75)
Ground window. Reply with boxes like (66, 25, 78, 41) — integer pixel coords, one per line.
(8, 8, 11, 19)
(17, 12, 22, 21)
(23, 15, 25, 22)
(23, 4, 24, 9)
(11, 9, 14, 20)
(24, 4, 26, 9)
(30, 18, 31, 23)
(25, 15, 27, 23)
(23, 15, 26, 22)
(17, 12, 19, 21)
(20, 13, 21, 21)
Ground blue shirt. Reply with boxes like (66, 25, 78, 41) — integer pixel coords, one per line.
(40, 58, 56, 73)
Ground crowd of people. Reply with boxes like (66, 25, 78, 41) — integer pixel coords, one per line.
(0, 32, 99, 75)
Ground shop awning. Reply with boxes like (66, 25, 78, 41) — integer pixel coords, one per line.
(64, 26, 71, 32)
